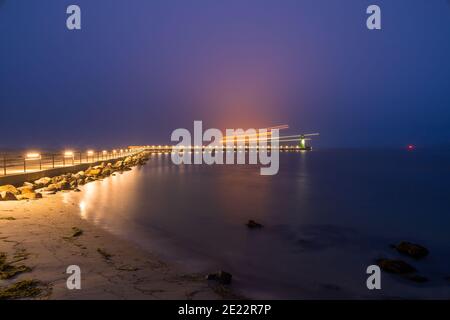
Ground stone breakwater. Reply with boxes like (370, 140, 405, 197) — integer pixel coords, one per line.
(0, 152, 150, 201)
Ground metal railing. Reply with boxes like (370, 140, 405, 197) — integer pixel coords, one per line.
(0, 148, 145, 176)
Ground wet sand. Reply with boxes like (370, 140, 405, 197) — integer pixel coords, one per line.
(0, 195, 228, 299)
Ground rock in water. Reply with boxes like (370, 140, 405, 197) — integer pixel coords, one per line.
(246, 220, 263, 229)
(377, 259, 416, 274)
(206, 271, 233, 285)
(393, 241, 429, 259)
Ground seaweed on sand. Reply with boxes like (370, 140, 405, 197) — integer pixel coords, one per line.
(0, 280, 50, 300)
(97, 248, 113, 260)
(0, 252, 31, 280)
(63, 227, 83, 240)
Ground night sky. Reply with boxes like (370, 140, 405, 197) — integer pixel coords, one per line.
(1, 0, 449, 149)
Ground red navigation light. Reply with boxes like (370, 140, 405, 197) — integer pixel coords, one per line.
(407, 144, 415, 151)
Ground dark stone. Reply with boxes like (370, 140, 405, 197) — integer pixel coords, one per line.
(206, 271, 232, 285)
(51, 176, 64, 184)
(59, 180, 71, 191)
(377, 259, 416, 274)
(246, 220, 263, 229)
(393, 241, 429, 259)
(0, 191, 18, 201)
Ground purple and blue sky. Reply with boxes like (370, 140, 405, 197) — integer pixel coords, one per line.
(1, 0, 449, 149)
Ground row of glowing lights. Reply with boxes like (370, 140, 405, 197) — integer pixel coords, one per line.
(171, 145, 301, 150)
(150, 149, 307, 156)
(153, 147, 305, 154)
(25, 149, 132, 160)
(147, 145, 301, 149)
(25, 145, 299, 160)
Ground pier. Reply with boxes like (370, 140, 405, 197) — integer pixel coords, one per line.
(0, 144, 311, 185)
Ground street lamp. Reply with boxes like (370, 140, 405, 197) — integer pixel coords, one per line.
(24, 152, 42, 172)
(87, 150, 94, 162)
(64, 150, 74, 166)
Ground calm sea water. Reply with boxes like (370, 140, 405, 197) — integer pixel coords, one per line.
(63, 149, 450, 299)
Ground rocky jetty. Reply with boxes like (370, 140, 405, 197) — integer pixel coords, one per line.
(0, 152, 150, 202)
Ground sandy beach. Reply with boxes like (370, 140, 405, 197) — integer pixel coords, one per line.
(0, 194, 231, 300)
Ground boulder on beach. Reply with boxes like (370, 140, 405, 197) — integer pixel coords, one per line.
(51, 176, 64, 184)
(33, 177, 52, 188)
(44, 184, 55, 192)
(75, 171, 85, 178)
(58, 180, 71, 191)
(102, 168, 113, 176)
(124, 157, 134, 165)
(0, 185, 19, 195)
(0, 191, 18, 201)
(17, 192, 42, 200)
(113, 161, 123, 169)
(17, 186, 35, 194)
(45, 184, 59, 192)
(85, 168, 102, 177)
(23, 182, 34, 188)
(393, 241, 429, 259)
(44, 180, 71, 192)
(206, 271, 232, 285)
(377, 259, 416, 274)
